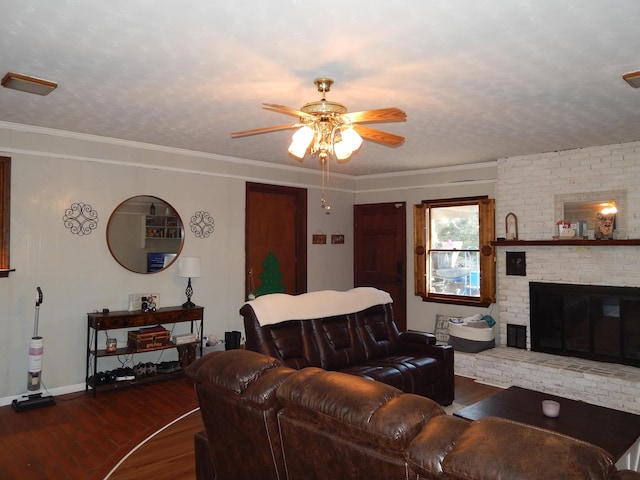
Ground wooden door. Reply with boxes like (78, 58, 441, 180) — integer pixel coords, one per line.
(354, 203, 407, 331)
(246, 183, 307, 297)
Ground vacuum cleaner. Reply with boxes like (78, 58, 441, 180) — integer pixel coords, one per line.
(12, 287, 56, 412)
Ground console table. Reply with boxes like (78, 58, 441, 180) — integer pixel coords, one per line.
(86, 305, 204, 396)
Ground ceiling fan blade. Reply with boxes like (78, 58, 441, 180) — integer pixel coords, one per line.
(353, 124, 405, 146)
(345, 107, 406, 124)
(231, 123, 300, 138)
(263, 103, 314, 119)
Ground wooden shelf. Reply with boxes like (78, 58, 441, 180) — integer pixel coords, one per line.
(91, 340, 199, 358)
(86, 305, 203, 397)
(89, 370, 185, 392)
(492, 239, 640, 247)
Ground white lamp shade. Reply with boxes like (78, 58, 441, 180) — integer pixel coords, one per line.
(288, 126, 315, 158)
(333, 141, 352, 161)
(341, 127, 363, 151)
(334, 127, 363, 161)
(177, 256, 201, 278)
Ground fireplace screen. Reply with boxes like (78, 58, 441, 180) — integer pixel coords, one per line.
(530, 282, 640, 368)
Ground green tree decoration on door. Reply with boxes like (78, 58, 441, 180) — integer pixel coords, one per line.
(255, 251, 286, 296)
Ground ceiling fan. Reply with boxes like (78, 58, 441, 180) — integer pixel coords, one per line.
(231, 78, 407, 163)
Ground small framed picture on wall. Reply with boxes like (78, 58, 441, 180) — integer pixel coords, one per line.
(506, 251, 526, 276)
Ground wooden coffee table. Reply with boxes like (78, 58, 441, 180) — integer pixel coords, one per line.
(454, 386, 640, 469)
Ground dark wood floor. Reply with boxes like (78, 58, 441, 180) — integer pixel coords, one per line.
(0, 375, 500, 480)
(0, 377, 200, 480)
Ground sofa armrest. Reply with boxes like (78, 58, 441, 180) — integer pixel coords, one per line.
(399, 330, 437, 345)
(399, 331, 454, 361)
(397, 332, 454, 405)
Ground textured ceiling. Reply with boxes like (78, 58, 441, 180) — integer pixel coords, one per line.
(1, 0, 639, 176)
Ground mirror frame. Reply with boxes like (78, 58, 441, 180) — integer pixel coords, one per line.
(106, 195, 184, 274)
(555, 189, 627, 239)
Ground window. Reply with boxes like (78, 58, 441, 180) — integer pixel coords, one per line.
(414, 196, 495, 307)
(0, 156, 10, 277)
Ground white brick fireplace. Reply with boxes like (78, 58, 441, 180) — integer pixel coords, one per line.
(495, 142, 640, 347)
(459, 141, 640, 413)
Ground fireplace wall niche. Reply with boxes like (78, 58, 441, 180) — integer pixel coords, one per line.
(530, 282, 640, 368)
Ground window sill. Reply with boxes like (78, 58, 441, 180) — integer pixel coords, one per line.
(421, 294, 493, 308)
(0, 269, 15, 278)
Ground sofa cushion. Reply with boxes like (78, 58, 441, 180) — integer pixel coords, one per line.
(249, 317, 321, 369)
(312, 315, 367, 369)
(356, 304, 402, 360)
(434, 314, 457, 344)
(406, 414, 471, 477)
(365, 354, 443, 395)
(337, 363, 407, 391)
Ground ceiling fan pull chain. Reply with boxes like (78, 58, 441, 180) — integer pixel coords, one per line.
(320, 155, 331, 214)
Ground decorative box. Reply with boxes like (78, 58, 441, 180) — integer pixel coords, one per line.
(127, 325, 170, 352)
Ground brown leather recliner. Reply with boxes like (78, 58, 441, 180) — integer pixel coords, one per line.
(186, 349, 295, 480)
(187, 349, 640, 480)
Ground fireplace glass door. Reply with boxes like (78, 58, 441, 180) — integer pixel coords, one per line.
(530, 282, 640, 367)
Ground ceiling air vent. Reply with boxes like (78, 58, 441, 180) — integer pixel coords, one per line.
(1, 72, 57, 95)
(622, 71, 640, 89)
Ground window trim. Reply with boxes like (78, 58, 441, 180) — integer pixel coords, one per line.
(414, 196, 495, 307)
(0, 156, 10, 278)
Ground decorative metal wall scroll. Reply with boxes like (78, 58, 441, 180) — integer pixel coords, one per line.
(63, 202, 99, 236)
(190, 211, 215, 238)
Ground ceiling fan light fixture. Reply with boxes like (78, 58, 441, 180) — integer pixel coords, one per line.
(623, 71, 640, 88)
(232, 78, 405, 211)
(288, 125, 315, 159)
(333, 142, 352, 161)
(334, 127, 363, 161)
(341, 127, 363, 151)
(1, 72, 58, 95)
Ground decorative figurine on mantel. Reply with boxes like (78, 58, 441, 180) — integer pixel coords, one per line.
(505, 212, 518, 240)
(595, 208, 616, 240)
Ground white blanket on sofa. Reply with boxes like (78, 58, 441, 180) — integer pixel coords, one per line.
(244, 287, 393, 326)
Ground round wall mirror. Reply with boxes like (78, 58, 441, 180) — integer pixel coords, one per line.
(107, 195, 184, 273)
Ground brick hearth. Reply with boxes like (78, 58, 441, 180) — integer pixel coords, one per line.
(455, 347, 640, 414)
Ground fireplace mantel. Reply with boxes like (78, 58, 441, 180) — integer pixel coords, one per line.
(492, 239, 640, 246)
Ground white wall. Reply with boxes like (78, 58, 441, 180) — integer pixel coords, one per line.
(354, 162, 498, 334)
(0, 122, 355, 403)
(5, 119, 635, 404)
(495, 141, 640, 346)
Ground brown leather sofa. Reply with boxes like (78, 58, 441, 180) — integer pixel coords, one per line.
(240, 288, 454, 405)
(186, 349, 640, 480)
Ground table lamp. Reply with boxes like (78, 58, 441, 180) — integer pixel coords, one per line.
(177, 256, 201, 308)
